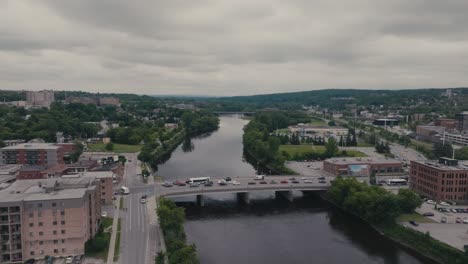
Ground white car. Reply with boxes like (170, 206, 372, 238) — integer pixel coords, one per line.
(304, 180, 313, 183)
(254, 175, 264, 180)
(66, 256, 74, 264)
(301, 177, 307, 180)
(231, 181, 240, 185)
(463, 218, 468, 224)
(439, 202, 450, 206)
(140, 198, 146, 204)
(426, 200, 436, 205)
(101, 211, 107, 217)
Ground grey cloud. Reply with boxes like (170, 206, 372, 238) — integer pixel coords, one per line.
(0, 0, 467, 96)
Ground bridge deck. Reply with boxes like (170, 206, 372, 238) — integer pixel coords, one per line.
(155, 176, 330, 198)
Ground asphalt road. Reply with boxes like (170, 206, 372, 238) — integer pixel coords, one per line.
(119, 154, 154, 264)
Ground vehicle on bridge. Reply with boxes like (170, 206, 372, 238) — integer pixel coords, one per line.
(254, 175, 265, 180)
(188, 177, 211, 185)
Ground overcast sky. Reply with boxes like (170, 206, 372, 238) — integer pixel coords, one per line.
(1, 1, 467, 96)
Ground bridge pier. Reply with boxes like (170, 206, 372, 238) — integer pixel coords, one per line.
(236, 192, 250, 205)
(275, 191, 293, 202)
(196, 194, 204, 207)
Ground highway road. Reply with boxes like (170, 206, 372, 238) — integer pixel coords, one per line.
(118, 153, 154, 264)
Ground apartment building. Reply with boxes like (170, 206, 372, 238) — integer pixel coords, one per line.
(63, 171, 116, 204)
(0, 178, 101, 263)
(0, 144, 64, 166)
(25, 91, 54, 108)
(410, 158, 468, 203)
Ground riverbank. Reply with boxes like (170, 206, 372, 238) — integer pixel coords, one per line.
(319, 192, 467, 264)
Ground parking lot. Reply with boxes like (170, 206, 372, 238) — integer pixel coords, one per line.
(285, 161, 334, 177)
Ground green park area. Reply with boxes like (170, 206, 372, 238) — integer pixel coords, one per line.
(87, 143, 142, 153)
(279, 145, 367, 158)
(397, 213, 436, 223)
(85, 217, 113, 260)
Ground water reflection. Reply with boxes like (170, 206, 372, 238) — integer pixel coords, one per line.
(182, 138, 195, 153)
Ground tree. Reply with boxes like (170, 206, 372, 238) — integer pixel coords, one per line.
(105, 142, 114, 151)
(433, 142, 453, 158)
(328, 120, 336, 126)
(325, 138, 339, 157)
(397, 189, 423, 213)
(455, 147, 468, 160)
(339, 135, 344, 147)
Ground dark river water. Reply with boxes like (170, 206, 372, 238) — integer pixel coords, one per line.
(157, 115, 432, 264)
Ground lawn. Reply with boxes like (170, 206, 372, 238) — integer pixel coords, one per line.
(114, 219, 122, 261)
(397, 213, 436, 223)
(279, 145, 326, 156)
(279, 145, 367, 158)
(87, 143, 142, 153)
(309, 117, 327, 126)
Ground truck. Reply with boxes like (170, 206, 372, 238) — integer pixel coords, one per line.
(120, 186, 130, 195)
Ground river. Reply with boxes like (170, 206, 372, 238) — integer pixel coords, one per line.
(157, 115, 432, 264)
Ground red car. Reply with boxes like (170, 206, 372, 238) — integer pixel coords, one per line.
(280, 180, 288, 184)
(173, 180, 185, 186)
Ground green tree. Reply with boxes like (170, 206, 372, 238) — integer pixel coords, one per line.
(325, 138, 339, 157)
(106, 142, 114, 151)
(397, 189, 423, 213)
(455, 147, 468, 160)
(433, 142, 453, 158)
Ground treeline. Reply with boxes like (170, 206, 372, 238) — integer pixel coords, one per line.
(181, 111, 219, 135)
(157, 199, 199, 264)
(327, 178, 422, 224)
(243, 111, 309, 173)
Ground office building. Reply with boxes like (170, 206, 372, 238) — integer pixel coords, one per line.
(455, 112, 468, 133)
(25, 91, 54, 108)
(0, 144, 64, 166)
(323, 157, 404, 177)
(410, 158, 468, 203)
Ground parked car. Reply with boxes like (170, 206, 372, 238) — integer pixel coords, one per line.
(232, 181, 240, 185)
(456, 209, 465, 213)
(101, 211, 108, 217)
(248, 182, 256, 185)
(225, 177, 232, 182)
(292, 180, 300, 184)
(173, 180, 185, 186)
(422, 212, 434, 217)
(259, 181, 267, 184)
(456, 217, 462, 223)
(140, 195, 147, 204)
(426, 200, 436, 205)
(66, 256, 74, 264)
(304, 180, 313, 183)
(463, 218, 468, 224)
(270, 180, 278, 184)
(439, 201, 450, 206)
(280, 180, 288, 184)
(451, 209, 458, 213)
(178, 182, 186, 186)
(318, 177, 325, 180)
(254, 175, 265, 180)
(319, 180, 326, 183)
(289, 177, 296, 180)
(409, 220, 419, 226)
(441, 217, 447, 223)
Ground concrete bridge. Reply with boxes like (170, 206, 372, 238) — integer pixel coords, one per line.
(155, 176, 330, 206)
(213, 111, 255, 115)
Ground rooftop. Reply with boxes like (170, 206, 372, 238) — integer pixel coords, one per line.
(413, 160, 468, 171)
(63, 171, 114, 179)
(1, 143, 60, 150)
(326, 157, 402, 165)
(0, 178, 97, 203)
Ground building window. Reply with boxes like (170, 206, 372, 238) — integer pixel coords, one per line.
(62, 248, 65, 253)
(39, 241, 43, 245)
(53, 230, 57, 235)
(37, 203, 42, 208)
(52, 203, 56, 207)
(53, 221, 57, 225)
(30, 251, 34, 256)
(29, 232, 33, 237)
(38, 212, 42, 217)
(29, 223, 34, 227)
(61, 221, 65, 225)
(39, 231, 43, 236)
(29, 212, 33, 218)
(53, 240, 58, 244)
(60, 210, 65, 216)
(54, 249, 58, 253)
(61, 230, 66, 234)
(39, 222, 43, 227)
(61, 239, 65, 243)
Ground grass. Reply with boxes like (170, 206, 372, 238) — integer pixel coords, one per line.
(309, 117, 327, 126)
(280, 145, 367, 158)
(273, 128, 290, 134)
(280, 145, 326, 155)
(397, 213, 436, 223)
(113, 219, 122, 261)
(119, 197, 124, 210)
(87, 143, 142, 153)
(101, 217, 113, 229)
(357, 142, 374, 147)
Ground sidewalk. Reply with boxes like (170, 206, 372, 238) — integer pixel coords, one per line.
(106, 198, 120, 264)
(146, 169, 167, 264)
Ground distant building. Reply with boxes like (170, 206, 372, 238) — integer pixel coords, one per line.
(434, 119, 458, 130)
(0, 178, 101, 262)
(412, 113, 426, 122)
(0, 143, 65, 166)
(56, 132, 64, 144)
(26, 90, 55, 108)
(3, 140, 26, 147)
(164, 123, 179, 130)
(373, 118, 399, 126)
(288, 124, 348, 139)
(415, 125, 468, 146)
(455, 112, 468, 133)
(410, 158, 468, 203)
(173, 103, 195, 110)
(323, 157, 404, 180)
(65, 96, 98, 105)
(99, 97, 120, 107)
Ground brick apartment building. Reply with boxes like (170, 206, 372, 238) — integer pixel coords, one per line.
(410, 158, 468, 203)
(0, 144, 65, 166)
(0, 178, 101, 263)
